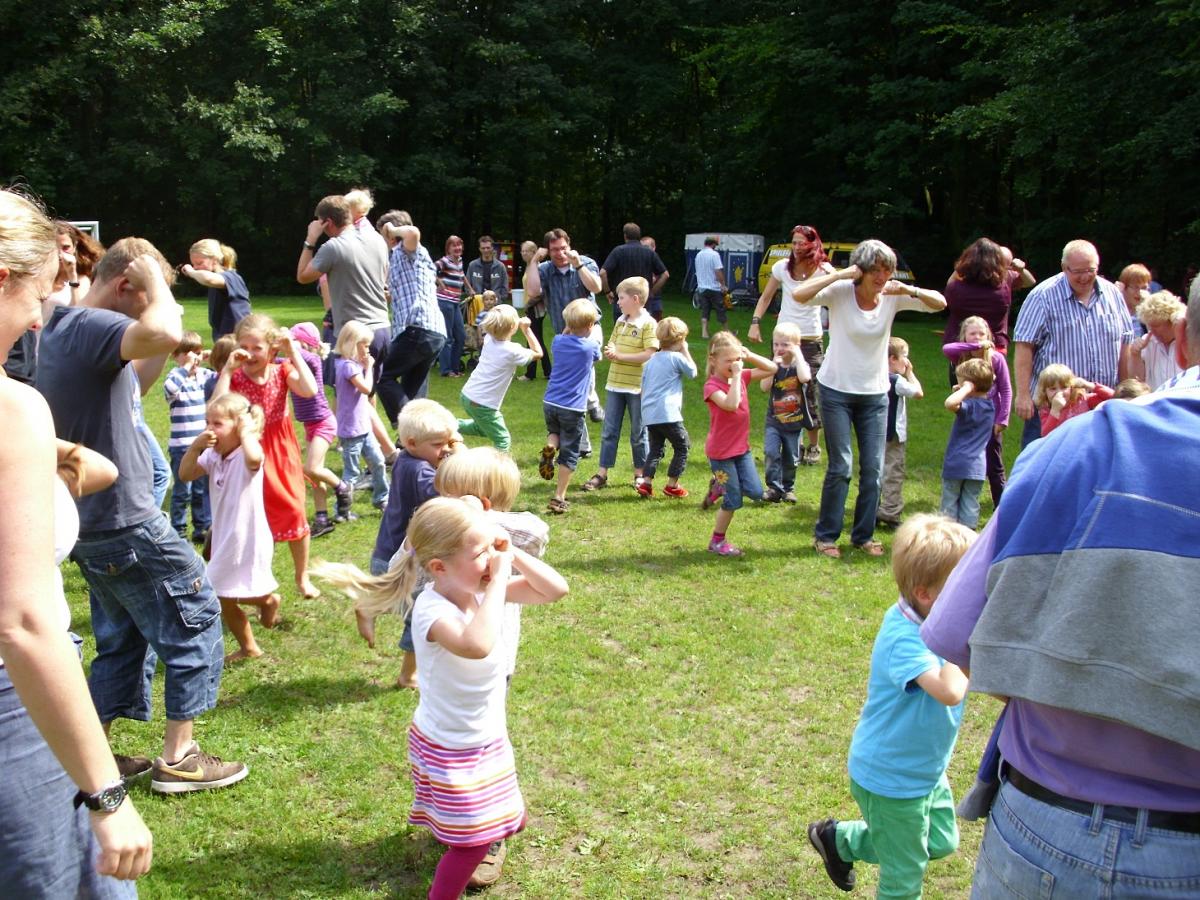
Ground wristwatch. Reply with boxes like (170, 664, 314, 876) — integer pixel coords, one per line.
(74, 779, 127, 814)
(303, 241, 317, 251)
(751, 316, 762, 324)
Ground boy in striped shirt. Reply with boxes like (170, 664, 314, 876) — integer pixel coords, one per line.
(163, 330, 217, 542)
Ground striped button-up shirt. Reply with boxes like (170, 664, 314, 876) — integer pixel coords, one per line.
(387, 243, 446, 338)
(1012, 272, 1133, 393)
(537, 256, 602, 335)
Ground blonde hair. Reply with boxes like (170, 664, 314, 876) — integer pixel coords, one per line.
(773, 322, 803, 345)
(344, 188, 375, 218)
(615, 275, 649, 305)
(207, 391, 265, 438)
(334, 320, 373, 358)
(892, 514, 976, 605)
(1136, 290, 1185, 327)
(209, 335, 237, 373)
(481, 290, 499, 308)
(313, 497, 485, 618)
(189, 238, 237, 270)
(0, 189, 55, 281)
(656, 316, 688, 347)
(93, 237, 176, 287)
(887, 336, 909, 359)
(175, 330, 203, 355)
(481, 303, 519, 339)
(434, 446, 520, 511)
(234, 312, 284, 348)
(706, 331, 743, 377)
(1114, 378, 1151, 399)
(957, 315, 994, 343)
(956, 357, 995, 393)
(1033, 363, 1078, 408)
(563, 298, 598, 332)
(396, 398, 459, 445)
(1118, 263, 1151, 287)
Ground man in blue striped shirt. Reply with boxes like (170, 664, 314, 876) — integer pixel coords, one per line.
(1012, 239, 1134, 448)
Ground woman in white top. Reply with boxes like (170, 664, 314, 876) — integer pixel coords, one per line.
(792, 239, 945, 558)
(748, 225, 835, 463)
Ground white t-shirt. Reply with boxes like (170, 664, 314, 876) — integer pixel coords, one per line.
(462, 335, 534, 409)
(694, 247, 724, 291)
(411, 585, 508, 749)
(816, 280, 928, 395)
(1140, 336, 1183, 390)
(772, 258, 830, 338)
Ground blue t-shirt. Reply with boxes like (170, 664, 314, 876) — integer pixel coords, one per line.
(209, 269, 251, 339)
(848, 603, 964, 798)
(640, 349, 696, 425)
(942, 396, 992, 481)
(544, 333, 601, 412)
(372, 451, 438, 565)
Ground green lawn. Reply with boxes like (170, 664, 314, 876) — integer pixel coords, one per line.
(76, 293, 1009, 898)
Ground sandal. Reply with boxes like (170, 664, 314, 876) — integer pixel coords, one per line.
(546, 497, 569, 515)
(813, 539, 841, 559)
(581, 473, 608, 492)
(853, 540, 885, 557)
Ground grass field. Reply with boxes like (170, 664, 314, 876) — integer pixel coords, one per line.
(74, 292, 1013, 898)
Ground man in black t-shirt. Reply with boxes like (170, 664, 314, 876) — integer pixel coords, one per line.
(600, 222, 669, 322)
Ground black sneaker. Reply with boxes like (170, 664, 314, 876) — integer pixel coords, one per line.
(335, 482, 354, 522)
(587, 403, 605, 423)
(808, 818, 855, 891)
(114, 753, 152, 782)
(191, 529, 209, 545)
(763, 488, 783, 503)
(151, 742, 249, 794)
(310, 516, 336, 538)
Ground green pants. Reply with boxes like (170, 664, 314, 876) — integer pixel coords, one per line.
(458, 392, 511, 451)
(835, 775, 958, 899)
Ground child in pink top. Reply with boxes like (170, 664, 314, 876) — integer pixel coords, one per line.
(701, 333, 777, 557)
(1034, 363, 1115, 436)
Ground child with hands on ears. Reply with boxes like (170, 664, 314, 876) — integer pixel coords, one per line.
(1033, 363, 1114, 437)
(334, 321, 390, 511)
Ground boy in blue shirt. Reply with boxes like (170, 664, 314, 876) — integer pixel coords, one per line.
(940, 358, 995, 529)
(639, 316, 697, 497)
(809, 514, 976, 896)
(162, 330, 217, 542)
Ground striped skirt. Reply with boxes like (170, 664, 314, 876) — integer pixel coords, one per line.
(408, 724, 527, 847)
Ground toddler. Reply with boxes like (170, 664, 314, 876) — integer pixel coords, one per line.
(1134, 290, 1186, 389)
(942, 358, 995, 528)
(335, 321, 390, 511)
(942, 316, 1012, 505)
(1034, 363, 1114, 436)
(539, 298, 602, 514)
(1114, 378, 1151, 399)
(162, 330, 216, 542)
(809, 514, 975, 897)
(458, 304, 542, 451)
(876, 337, 922, 528)
(759, 322, 813, 504)
(639, 316, 696, 498)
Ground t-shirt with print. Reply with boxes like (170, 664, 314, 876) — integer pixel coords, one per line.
(704, 369, 753, 460)
(462, 336, 534, 410)
(605, 312, 659, 393)
(544, 334, 602, 412)
(640, 350, 697, 425)
(334, 357, 372, 439)
(765, 363, 808, 433)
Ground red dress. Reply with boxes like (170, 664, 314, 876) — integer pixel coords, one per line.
(231, 363, 309, 541)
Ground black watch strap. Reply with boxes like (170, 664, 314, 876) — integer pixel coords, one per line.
(303, 241, 317, 251)
(74, 779, 127, 813)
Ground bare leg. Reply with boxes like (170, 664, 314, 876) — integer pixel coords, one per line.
(304, 436, 340, 514)
(555, 465, 573, 502)
(289, 536, 319, 598)
(238, 593, 282, 628)
(397, 651, 418, 689)
(355, 608, 376, 648)
(714, 507, 735, 535)
(220, 598, 263, 663)
(806, 427, 820, 449)
(163, 719, 195, 762)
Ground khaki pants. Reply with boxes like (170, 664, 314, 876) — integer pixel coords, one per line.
(878, 439, 906, 520)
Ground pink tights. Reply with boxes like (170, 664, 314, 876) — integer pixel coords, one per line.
(428, 842, 491, 900)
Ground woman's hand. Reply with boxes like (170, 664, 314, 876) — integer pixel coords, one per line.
(59, 250, 78, 282)
(91, 801, 153, 880)
(747, 322, 762, 343)
(882, 280, 911, 295)
(840, 265, 862, 281)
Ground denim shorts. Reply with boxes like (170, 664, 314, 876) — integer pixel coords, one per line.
(709, 451, 763, 511)
(543, 403, 586, 471)
(73, 513, 223, 723)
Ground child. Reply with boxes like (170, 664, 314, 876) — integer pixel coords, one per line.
(639, 316, 697, 498)
(808, 514, 975, 897)
(369, 399, 461, 688)
(289, 322, 352, 535)
(179, 393, 279, 663)
(1034, 363, 1115, 436)
(876, 337, 922, 528)
(314, 498, 567, 900)
(539, 298, 602, 514)
(162, 330, 216, 542)
(583, 276, 659, 493)
(335, 321, 390, 511)
(212, 313, 321, 598)
(458, 304, 542, 451)
(206, 335, 237, 398)
(759, 322, 813, 504)
(1134, 290, 1186, 389)
(701, 332, 777, 557)
(941, 316, 1012, 506)
(1114, 377, 1151, 399)
(941, 358, 995, 529)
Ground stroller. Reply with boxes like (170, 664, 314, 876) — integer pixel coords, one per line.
(461, 291, 493, 372)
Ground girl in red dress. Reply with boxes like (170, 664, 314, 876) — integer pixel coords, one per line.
(213, 313, 321, 599)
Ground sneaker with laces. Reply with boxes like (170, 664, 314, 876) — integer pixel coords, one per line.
(763, 488, 783, 503)
(708, 538, 743, 557)
(636, 480, 653, 497)
(662, 484, 689, 498)
(468, 840, 507, 888)
(114, 753, 152, 782)
(151, 742, 248, 794)
(538, 445, 556, 480)
(587, 403, 605, 423)
(808, 818, 855, 891)
(783, 490, 798, 504)
(334, 482, 354, 522)
(310, 516, 335, 538)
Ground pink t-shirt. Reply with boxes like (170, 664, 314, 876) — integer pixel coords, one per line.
(704, 369, 753, 459)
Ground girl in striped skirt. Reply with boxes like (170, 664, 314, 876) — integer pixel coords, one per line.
(313, 497, 568, 898)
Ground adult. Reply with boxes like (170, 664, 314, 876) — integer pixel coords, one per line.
(180, 238, 251, 340)
(435, 235, 468, 378)
(793, 240, 946, 558)
(600, 222, 668, 323)
(0, 189, 152, 896)
(517, 240, 551, 381)
(45, 221, 104, 320)
(693, 235, 727, 340)
(942, 237, 1035, 505)
(1011, 239, 1134, 449)
(375, 211, 447, 427)
(748, 225, 836, 465)
(465, 235, 510, 304)
(639, 235, 670, 321)
(38, 237, 247, 794)
(922, 276, 1200, 896)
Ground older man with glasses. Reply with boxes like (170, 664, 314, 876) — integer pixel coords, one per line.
(1011, 239, 1134, 449)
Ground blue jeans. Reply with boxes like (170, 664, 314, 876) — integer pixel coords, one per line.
(709, 451, 763, 511)
(0, 643, 136, 899)
(1020, 413, 1041, 451)
(340, 434, 389, 505)
(764, 424, 802, 493)
(73, 514, 223, 723)
(971, 779, 1200, 898)
(815, 384, 888, 545)
(168, 447, 211, 537)
(377, 326, 446, 427)
(437, 299, 466, 375)
(599, 390, 648, 471)
(139, 421, 170, 509)
(941, 478, 983, 528)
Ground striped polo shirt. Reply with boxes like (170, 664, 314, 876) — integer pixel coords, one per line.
(605, 312, 659, 393)
(163, 366, 218, 449)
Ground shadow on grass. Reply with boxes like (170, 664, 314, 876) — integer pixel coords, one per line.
(221, 675, 393, 720)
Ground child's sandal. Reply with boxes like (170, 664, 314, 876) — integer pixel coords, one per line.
(581, 473, 607, 492)
(546, 497, 569, 515)
(813, 539, 842, 559)
(852, 540, 885, 557)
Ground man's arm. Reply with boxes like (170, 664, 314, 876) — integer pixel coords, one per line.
(1013, 342, 1036, 420)
(651, 269, 670, 296)
(297, 219, 325, 285)
(569, 251, 602, 294)
(524, 249, 547, 298)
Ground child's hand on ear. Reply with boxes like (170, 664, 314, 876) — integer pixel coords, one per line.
(226, 349, 249, 372)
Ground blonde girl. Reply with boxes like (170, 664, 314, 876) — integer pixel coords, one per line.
(1034, 363, 1114, 437)
(314, 497, 567, 899)
(702, 332, 777, 557)
(181, 238, 252, 340)
(334, 321, 389, 509)
(941, 315, 1012, 504)
(179, 393, 279, 662)
(344, 188, 376, 232)
(213, 313, 321, 597)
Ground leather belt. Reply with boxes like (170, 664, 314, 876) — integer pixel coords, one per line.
(1006, 766, 1200, 834)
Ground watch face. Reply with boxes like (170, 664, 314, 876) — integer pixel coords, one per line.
(96, 783, 127, 812)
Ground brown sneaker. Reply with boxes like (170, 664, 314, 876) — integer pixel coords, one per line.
(151, 742, 249, 794)
(468, 840, 507, 888)
(114, 753, 152, 782)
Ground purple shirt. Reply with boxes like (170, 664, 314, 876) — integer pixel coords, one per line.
(942, 270, 1019, 350)
(334, 358, 372, 438)
(291, 349, 333, 424)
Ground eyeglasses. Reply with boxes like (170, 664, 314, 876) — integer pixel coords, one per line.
(1066, 267, 1097, 276)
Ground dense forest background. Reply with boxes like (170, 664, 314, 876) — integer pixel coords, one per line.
(3, 0, 1198, 291)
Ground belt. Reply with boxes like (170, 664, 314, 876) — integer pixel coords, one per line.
(801, 337, 823, 344)
(1006, 766, 1200, 834)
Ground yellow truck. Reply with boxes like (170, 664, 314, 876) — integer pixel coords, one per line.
(756, 242, 916, 295)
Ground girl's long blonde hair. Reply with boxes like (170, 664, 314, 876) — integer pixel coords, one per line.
(312, 498, 485, 619)
(706, 331, 742, 377)
(234, 312, 284, 350)
(1033, 363, 1081, 408)
(334, 320, 373, 358)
